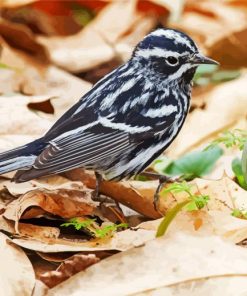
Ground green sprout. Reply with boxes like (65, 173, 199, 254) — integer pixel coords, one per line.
(61, 218, 128, 238)
(231, 209, 247, 220)
(156, 181, 209, 237)
(61, 218, 95, 230)
(207, 129, 247, 151)
(94, 223, 128, 238)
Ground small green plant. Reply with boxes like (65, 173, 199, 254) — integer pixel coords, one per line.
(61, 218, 95, 230)
(94, 223, 128, 238)
(242, 142, 247, 184)
(156, 181, 209, 237)
(161, 181, 209, 210)
(61, 218, 128, 238)
(231, 209, 247, 220)
(154, 146, 223, 180)
(232, 158, 247, 190)
(207, 129, 247, 151)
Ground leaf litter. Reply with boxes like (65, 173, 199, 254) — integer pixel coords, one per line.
(0, 0, 246, 295)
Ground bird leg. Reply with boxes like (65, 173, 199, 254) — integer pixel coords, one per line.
(92, 172, 103, 201)
(92, 172, 116, 203)
(139, 172, 174, 211)
(92, 173, 124, 217)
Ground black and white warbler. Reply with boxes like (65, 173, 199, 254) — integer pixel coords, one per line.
(0, 28, 217, 203)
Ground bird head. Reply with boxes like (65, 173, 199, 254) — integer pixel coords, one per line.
(133, 28, 218, 83)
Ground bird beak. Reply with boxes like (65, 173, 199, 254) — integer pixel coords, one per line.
(189, 53, 219, 65)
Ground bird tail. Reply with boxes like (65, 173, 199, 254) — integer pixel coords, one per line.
(0, 138, 46, 175)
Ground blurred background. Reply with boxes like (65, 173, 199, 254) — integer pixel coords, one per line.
(0, 0, 246, 159)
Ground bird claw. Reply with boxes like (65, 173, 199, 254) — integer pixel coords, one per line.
(151, 174, 182, 212)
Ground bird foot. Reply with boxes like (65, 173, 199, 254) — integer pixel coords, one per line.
(139, 172, 181, 212)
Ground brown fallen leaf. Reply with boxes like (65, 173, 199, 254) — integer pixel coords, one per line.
(47, 233, 247, 296)
(0, 175, 83, 196)
(0, 38, 91, 105)
(0, 215, 60, 239)
(3, 187, 96, 232)
(11, 227, 156, 253)
(39, 254, 100, 288)
(65, 169, 163, 219)
(38, 0, 142, 72)
(65, 169, 247, 218)
(0, 68, 91, 151)
(0, 19, 49, 64)
(0, 232, 35, 295)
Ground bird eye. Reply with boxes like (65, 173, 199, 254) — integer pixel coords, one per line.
(167, 56, 178, 66)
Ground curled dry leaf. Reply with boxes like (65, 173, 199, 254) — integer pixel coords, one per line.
(40, 254, 100, 288)
(172, 0, 247, 67)
(11, 227, 155, 253)
(168, 72, 247, 157)
(0, 232, 35, 296)
(0, 215, 60, 239)
(47, 233, 247, 296)
(3, 187, 96, 230)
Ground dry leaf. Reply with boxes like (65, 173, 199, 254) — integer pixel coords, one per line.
(0, 94, 53, 138)
(140, 210, 247, 244)
(0, 175, 72, 196)
(40, 254, 99, 288)
(0, 232, 35, 295)
(0, 39, 91, 108)
(11, 227, 155, 253)
(32, 280, 48, 296)
(0, 215, 60, 239)
(38, 0, 141, 72)
(0, 19, 49, 64)
(3, 187, 95, 230)
(65, 170, 247, 218)
(0, 68, 91, 151)
(65, 169, 163, 219)
(0, 40, 48, 94)
(47, 233, 247, 296)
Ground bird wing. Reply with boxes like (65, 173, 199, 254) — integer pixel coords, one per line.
(31, 123, 132, 175)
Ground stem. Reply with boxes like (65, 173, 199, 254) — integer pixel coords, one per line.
(156, 199, 191, 237)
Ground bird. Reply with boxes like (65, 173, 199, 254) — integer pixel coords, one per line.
(0, 28, 218, 207)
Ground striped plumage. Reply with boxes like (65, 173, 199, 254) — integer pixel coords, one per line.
(0, 28, 218, 183)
